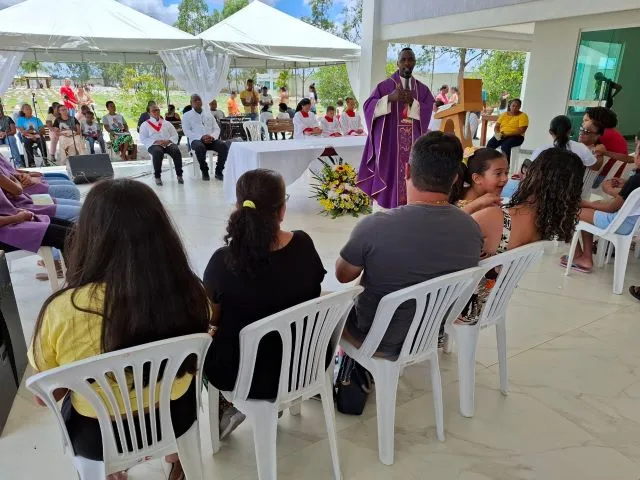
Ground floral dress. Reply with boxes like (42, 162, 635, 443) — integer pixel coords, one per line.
(457, 205, 512, 326)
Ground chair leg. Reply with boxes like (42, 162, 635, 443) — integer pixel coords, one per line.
(72, 456, 105, 480)
(495, 320, 508, 395)
(454, 326, 479, 418)
(372, 364, 399, 466)
(429, 353, 445, 442)
(289, 403, 301, 416)
(612, 238, 632, 295)
(565, 230, 581, 277)
(250, 402, 279, 480)
(176, 421, 205, 480)
(321, 375, 342, 480)
(595, 239, 608, 268)
(208, 386, 220, 454)
(38, 247, 60, 292)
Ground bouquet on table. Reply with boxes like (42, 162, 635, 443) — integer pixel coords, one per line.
(310, 156, 372, 219)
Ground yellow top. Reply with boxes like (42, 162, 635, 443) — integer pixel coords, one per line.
(239, 89, 258, 114)
(497, 112, 529, 136)
(28, 284, 193, 418)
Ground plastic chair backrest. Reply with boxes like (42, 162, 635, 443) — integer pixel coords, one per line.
(474, 242, 544, 330)
(243, 121, 265, 141)
(356, 267, 483, 362)
(582, 168, 600, 200)
(231, 287, 363, 404)
(601, 188, 640, 236)
(26, 333, 212, 475)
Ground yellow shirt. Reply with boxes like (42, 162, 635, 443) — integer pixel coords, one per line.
(239, 89, 258, 114)
(28, 284, 193, 418)
(498, 112, 529, 136)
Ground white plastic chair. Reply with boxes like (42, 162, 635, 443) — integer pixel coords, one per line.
(26, 333, 212, 480)
(242, 121, 266, 142)
(581, 168, 600, 200)
(187, 137, 216, 176)
(443, 243, 545, 418)
(565, 188, 640, 294)
(340, 268, 482, 466)
(209, 287, 362, 480)
(6, 246, 66, 292)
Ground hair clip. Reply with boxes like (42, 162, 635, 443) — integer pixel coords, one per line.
(242, 200, 256, 209)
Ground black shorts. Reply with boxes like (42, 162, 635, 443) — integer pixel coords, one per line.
(61, 379, 197, 461)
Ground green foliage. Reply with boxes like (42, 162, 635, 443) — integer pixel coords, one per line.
(119, 67, 165, 120)
(276, 70, 291, 89)
(66, 63, 94, 83)
(97, 64, 126, 87)
(174, 0, 212, 34)
(386, 62, 397, 78)
(476, 51, 526, 105)
(339, 0, 363, 42)
(438, 47, 488, 79)
(315, 64, 353, 106)
(21, 61, 46, 74)
(302, 0, 335, 33)
(211, 0, 248, 24)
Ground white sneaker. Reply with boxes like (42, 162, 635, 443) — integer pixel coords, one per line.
(219, 406, 246, 440)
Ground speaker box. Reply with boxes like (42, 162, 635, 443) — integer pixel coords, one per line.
(66, 154, 114, 184)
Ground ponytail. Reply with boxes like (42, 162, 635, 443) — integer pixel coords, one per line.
(549, 115, 572, 150)
(449, 148, 506, 204)
(449, 162, 469, 204)
(296, 98, 311, 113)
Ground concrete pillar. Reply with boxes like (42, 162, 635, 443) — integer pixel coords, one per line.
(359, 0, 388, 104)
(521, 19, 581, 149)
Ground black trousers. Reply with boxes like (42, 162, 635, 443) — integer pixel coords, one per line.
(62, 380, 197, 461)
(190, 139, 228, 175)
(23, 136, 47, 166)
(148, 144, 183, 178)
(0, 217, 72, 257)
(486, 135, 525, 162)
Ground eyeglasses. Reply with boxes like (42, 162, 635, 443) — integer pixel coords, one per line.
(579, 127, 597, 135)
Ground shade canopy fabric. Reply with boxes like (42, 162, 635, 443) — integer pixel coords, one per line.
(198, 1, 361, 68)
(0, 0, 201, 63)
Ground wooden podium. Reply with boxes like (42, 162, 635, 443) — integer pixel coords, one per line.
(435, 78, 484, 148)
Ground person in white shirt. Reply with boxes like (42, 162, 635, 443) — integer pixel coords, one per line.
(182, 94, 228, 181)
(139, 104, 182, 186)
(81, 111, 106, 154)
(293, 98, 321, 139)
(319, 106, 342, 137)
(209, 99, 225, 125)
(340, 97, 365, 136)
(276, 103, 290, 120)
(259, 86, 273, 110)
(428, 100, 445, 132)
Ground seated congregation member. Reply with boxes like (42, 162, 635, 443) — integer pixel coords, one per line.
(293, 98, 322, 139)
(276, 103, 291, 121)
(319, 106, 342, 137)
(449, 147, 508, 215)
(487, 98, 528, 163)
(52, 105, 86, 165)
(16, 104, 47, 167)
(139, 104, 183, 186)
(428, 100, 445, 132)
(28, 179, 211, 480)
(74, 104, 90, 123)
(182, 94, 228, 181)
(603, 135, 640, 197)
(336, 132, 483, 357)
(501, 115, 601, 198)
(460, 148, 585, 325)
(136, 100, 155, 132)
(208, 100, 225, 126)
(166, 104, 184, 145)
(46, 103, 60, 161)
(340, 97, 365, 136)
(562, 145, 640, 273)
(81, 111, 106, 154)
(204, 169, 326, 435)
(0, 103, 22, 167)
(102, 101, 136, 161)
(585, 107, 630, 161)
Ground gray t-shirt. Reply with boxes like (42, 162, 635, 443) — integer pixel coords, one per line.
(341, 204, 483, 356)
(0, 115, 15, 133)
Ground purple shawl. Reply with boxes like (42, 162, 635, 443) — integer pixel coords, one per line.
(0, 187, 50, 253)
(0, 153, 50, 195)
(357, 71, 434, 208)
(0, 158, 56, 217)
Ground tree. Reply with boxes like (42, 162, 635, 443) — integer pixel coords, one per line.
(66, 63, 94, 83)
(314, 64, 353, 106)
(437, 47, 488, 81)
(386, 61, 396, 78)
(21, 61, 46, 74)
(174, 0, 212, 35)
(97, 64, 126, 87)
(211, 0, 248, 24)
(302, 0, 335, 33)
(339, 0, 363, 42)
(476, 51, 526, 105)
(276, 70, 291, 90)
(120, 67, 166, 122)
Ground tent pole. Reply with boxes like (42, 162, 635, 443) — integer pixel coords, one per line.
(163, 64, 170, 107)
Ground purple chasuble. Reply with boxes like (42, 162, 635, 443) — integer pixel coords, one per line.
(357, 71, 434, 209)
(0, 187, 50, 253)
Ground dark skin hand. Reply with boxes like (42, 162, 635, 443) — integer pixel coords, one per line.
(388, 49, 416, 105)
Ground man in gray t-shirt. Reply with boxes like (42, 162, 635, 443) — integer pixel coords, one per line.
(336, 132, 482, 357)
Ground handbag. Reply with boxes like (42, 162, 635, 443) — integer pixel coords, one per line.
(334, 352, 373, 415)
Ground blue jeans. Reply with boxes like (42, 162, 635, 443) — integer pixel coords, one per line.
(44, 173, 71, 181)
(86, 136, 106, 154)
(47, 181, 80, 201)
(54, 199, 82, 222)
(0, 135, 23, 167)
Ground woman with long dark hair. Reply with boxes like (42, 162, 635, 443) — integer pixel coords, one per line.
(204, 169, 325, 436)
(29, 179, 211, 480)
(293, 98, 321, 139)
(450, 147, 508, 214)
(456, 148, 585, 325)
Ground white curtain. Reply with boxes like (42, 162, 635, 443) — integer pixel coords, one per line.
(159, 47, 230, 105)
(0, 51, 24, 96)
(346, 60, 361, 104)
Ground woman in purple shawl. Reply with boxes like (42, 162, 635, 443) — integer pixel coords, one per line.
(357, 48, 435, 209)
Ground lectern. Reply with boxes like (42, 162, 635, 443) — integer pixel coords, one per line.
(435, 79, 484, 148)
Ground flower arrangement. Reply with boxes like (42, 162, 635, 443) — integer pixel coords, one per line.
(310, 156, 372, 218)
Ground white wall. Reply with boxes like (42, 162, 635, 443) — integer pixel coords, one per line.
(521, 9, 640, 149)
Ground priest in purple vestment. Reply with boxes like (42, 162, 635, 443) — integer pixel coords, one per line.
(357, 48, 435, 208)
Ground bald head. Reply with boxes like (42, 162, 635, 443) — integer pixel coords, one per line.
(397, 48, 416, 78)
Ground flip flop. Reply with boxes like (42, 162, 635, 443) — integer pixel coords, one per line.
(629, 286, 640, 302)
(560, 257, 592, 274)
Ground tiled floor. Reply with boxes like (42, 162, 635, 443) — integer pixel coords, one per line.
(1, 161, 640, 479)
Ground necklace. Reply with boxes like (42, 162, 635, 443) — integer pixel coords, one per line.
(410, 200, 450, 206)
